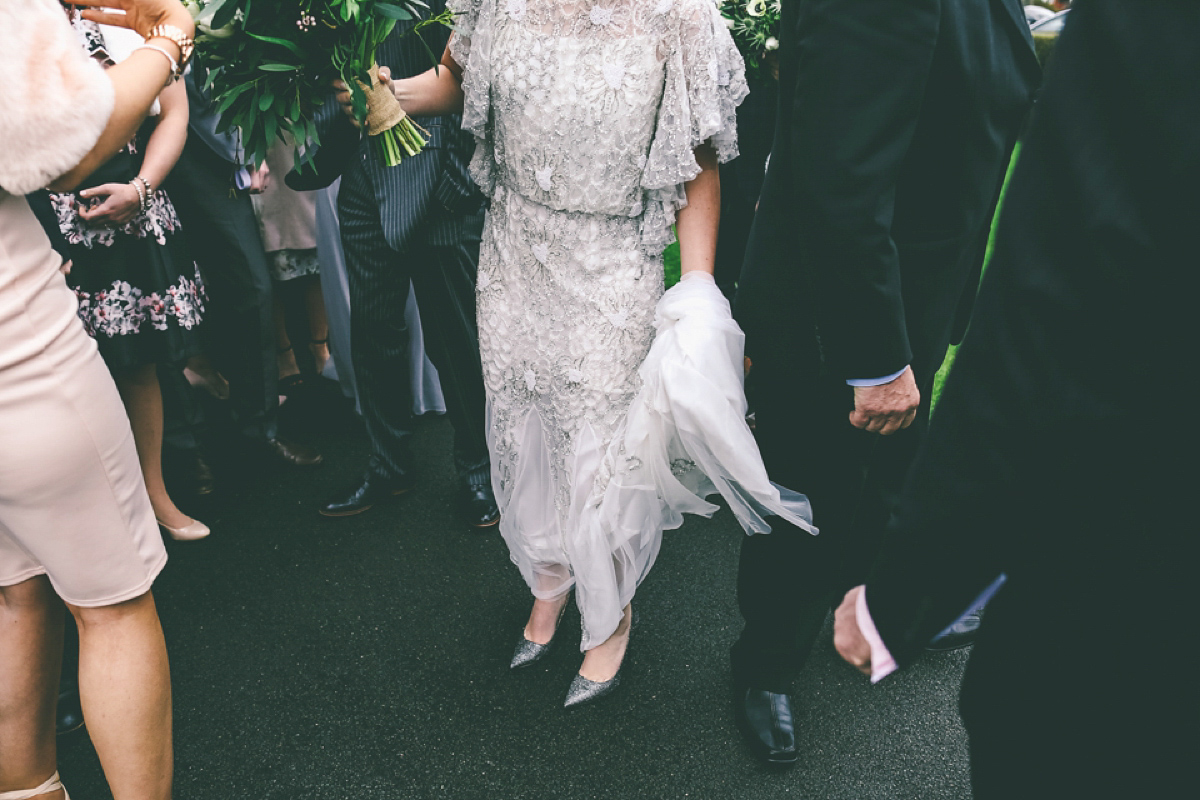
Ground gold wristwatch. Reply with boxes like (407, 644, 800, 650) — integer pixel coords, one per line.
(145, 24, 194, 80)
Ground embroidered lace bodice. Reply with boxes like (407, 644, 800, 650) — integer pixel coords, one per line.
(448, 0, 748, 649)
(450, 0, 746, 252)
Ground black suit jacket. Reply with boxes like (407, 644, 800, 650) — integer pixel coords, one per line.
(736, 0, 1039, 384)
(288, 2, 483, 250)
(863, 2, 1197, 786)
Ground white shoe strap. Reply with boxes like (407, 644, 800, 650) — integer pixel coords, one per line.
(0, 772, 65, 800)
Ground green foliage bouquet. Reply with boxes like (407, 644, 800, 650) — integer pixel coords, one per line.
(718, 0, 780, 83)
(183, 0, 451, 168)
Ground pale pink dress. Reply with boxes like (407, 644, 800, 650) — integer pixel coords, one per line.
(0, 0, 166, 606)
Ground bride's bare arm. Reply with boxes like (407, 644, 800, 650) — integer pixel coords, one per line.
(335, 43, 465, 121)
(675, 143, 721, 279)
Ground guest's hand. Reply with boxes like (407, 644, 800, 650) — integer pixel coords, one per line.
(248, 162, 271, 194)
(833, 586, 873, 677)
(78, 183, 142, 227)
(60, 259, 73, 276)
(72, 0, 195, 39)
(850, 366, 920, 435)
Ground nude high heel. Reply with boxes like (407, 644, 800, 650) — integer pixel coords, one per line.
(0, 771, 71, 800)
(157, 516, 210, 541)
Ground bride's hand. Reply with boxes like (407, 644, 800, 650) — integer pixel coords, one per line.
(71, 0, 195, 40)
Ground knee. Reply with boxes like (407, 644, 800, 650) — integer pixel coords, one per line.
(67, 591, 159, 632)
(0, 576, 57, 612)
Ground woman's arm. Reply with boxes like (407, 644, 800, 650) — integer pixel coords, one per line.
(133, 78, 188, 192)
(675, 143, 721, 279)
(52, 0, 195, 191)
(78, 79, 188, 226)
(335, 44, 465, 121)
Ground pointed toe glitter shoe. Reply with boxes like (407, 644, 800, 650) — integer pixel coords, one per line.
(510, 595, 571, 669)
(563, 607, 636, 709)
(563, 669, 623, 709)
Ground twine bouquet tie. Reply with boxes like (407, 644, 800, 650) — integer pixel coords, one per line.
(363, 64, 429, 165)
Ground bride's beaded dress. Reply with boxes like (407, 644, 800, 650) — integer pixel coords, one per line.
(451, 0, 809, 649)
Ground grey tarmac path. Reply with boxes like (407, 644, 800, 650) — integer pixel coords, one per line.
(58, 400, 972, 800)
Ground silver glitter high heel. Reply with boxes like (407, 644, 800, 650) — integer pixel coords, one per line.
(563, 607, 637, 709)
(510, 594, 571, 669)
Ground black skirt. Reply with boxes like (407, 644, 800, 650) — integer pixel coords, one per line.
(44, 137, 205, 371)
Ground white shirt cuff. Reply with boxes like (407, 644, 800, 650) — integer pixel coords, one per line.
(856, 587, 899, 684)
(847, 367, 909, 387)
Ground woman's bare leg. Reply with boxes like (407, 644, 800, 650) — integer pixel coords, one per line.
(114, 364, 190, 529)
(577, 604, 632, 683)
(0, 576, 65, 800)
(273, 294, 300, 382)
(68, 592, 172, 800)
(524, 593, 571, 645)
(303, 277, 330, 375)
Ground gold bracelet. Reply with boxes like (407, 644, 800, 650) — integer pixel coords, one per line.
(145, 24, 193, 80)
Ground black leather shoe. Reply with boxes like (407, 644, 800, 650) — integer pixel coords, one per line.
(319, 472, 415, 517)
(264, 436, 324, 468)
(461, 483, 500, 528)
(735, 688, 799, 767)
(56, 682, 84, 736)
(926, 610, 982, 652)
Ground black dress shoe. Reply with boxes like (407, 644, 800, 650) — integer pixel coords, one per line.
(264, 436, 324, 468)
(735, 688, 799, 767)
(319, 472, 415, 517)
(926, 610, 982, 652)
(461, 483, 500, 528)
(56, 682, 84, 736)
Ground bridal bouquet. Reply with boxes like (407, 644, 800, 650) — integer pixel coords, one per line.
(183, 0, 452, 168)
(718, 0, 780, 82)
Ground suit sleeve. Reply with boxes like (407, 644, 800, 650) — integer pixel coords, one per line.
(862, 0, 1198, 666)
(789, 0, 940, 380)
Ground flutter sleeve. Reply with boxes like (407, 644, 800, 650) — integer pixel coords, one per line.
(447, 0, 497, 195)
(640, 0, 748, 254)
(0, 0, 115, 195)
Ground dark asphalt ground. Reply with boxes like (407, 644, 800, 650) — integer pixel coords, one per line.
(58, 384, 973, 800)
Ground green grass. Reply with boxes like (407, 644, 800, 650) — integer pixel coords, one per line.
(663, 240, 681, 287)
(930, 142, 1020, 410)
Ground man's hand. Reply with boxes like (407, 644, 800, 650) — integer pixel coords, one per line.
(333, 66, 394, 126)
(833, 586, 873, 677)
(78, 183, 142, 226)
(849, 366, 920, 435)
(248, 162, 271, 194)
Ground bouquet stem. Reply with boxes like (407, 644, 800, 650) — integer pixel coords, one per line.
(363, 64, 428, 167)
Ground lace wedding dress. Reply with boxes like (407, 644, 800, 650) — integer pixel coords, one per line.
(450, 0, 814, 649)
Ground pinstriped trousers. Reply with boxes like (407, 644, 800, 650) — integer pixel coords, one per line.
(337, 163, 491, 489)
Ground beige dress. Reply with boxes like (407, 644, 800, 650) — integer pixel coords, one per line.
(0, 0, 166, 606)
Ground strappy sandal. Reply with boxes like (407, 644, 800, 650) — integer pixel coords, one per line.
(0, 771, 70, 800)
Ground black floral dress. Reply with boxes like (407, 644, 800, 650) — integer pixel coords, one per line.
(46, 19, 205, 371)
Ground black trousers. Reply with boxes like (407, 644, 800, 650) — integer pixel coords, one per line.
(338, 170, 490, 488)
(164, 136, 278, 443)
(731, 349, 934, 692)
